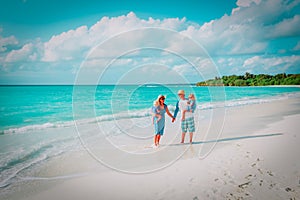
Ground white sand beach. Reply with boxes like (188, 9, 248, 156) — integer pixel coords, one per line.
(1, 97, 300, 200)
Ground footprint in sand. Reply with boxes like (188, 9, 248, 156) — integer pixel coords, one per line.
(257, 157, 262, 162)
(238, 181, 251, 189)
(257, 168, 263, 174)
(267, 170, 274, 176)
(259, 179, 263, 186)
(269, 183, 276, 189)
(285, 187, 294, 192)
(245, 174, 253, 180)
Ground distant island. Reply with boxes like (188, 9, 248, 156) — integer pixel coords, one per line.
(196, 73, 300, 86)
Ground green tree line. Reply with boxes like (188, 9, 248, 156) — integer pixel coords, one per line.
(196, 73, 300, 86)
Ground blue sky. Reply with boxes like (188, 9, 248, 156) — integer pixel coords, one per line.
(0, 0, 236, 40)
(0, 0, 300, 84)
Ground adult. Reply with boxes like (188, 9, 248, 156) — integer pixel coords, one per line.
(173, 90, 195, 143)
(152, 95, 175, 147)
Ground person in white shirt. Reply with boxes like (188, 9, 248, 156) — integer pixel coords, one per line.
(173, 90, 196, 143)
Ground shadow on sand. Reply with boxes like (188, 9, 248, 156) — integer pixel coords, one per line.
(167, 133, 283, 146)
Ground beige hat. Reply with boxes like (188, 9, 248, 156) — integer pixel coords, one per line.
(177, 90, 185, 95)
(156, 94, 165, 101)
(154, 94, 166, 106)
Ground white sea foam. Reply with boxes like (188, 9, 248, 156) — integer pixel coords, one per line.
(199, 92, 298, 110)
(1, 92, 299, 135)
(2, 122, 74, 134)
(0, 141, 75, 189)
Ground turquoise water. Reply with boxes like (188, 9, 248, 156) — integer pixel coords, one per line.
(1, 85, 300, 133)
(0, 85, 300, 189)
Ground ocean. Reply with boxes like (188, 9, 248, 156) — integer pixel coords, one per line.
(2, 85, 300, 133)
(0, 85, 300, 188)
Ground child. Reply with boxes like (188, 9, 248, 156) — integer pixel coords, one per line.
(187, 93, 196, 113)
(152, 100, 162, 124)
(181, 93, 196, 121)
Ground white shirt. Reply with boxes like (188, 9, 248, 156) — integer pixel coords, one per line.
(178, 99, 194, 118)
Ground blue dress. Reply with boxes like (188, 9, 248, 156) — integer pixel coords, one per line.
(152, 104, 167, 135)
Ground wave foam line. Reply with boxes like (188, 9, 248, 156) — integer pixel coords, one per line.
(2, 92, 299, 135)
(17, 172, 89, 181)
(0, 148, 65, 189)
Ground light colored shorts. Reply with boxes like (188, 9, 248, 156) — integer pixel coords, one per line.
(181, 117, 195, 133)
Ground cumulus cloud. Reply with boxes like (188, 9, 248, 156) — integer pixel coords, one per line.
(41, 12, 187, 62)
(1, 0, 300, 82)
(267, 15, 300, 38)
(0, 35, 18, 52)
(3, 2, 300, 63)
(181, 0, 300, 55)
(173, 63, 194, 75)
(42, 25, 89, 62)
(236, 0, 261, 7)
(214, 55, 300, 75)
(5, 43, 35, 62)
(242, 55, 300, 73)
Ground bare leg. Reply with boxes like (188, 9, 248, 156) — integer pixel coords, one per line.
(154, 134, 158, 146)
(189, 132, 193, 143)
(181, 132, 186, 143)
(157, 134, 161, 145)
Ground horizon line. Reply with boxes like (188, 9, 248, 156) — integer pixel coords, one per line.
(0, 83, 197, 86)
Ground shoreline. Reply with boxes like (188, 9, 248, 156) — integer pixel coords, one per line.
(1, 96, 300, 200)
(2, 90, 300, 135)
(265, 85, 300, 87)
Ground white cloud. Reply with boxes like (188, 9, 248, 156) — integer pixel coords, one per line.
(173, 63, 192, 75)
(214, 55, 300, 75)
(5, 43, 34, 62)
(243, 55, 260, 67)
(1, 0, 300, 81)
(4, 1, 300, 65)
(242, 55, 300, 72)
(181, 0, 300, 55)
(267, 15, 300, 38)
(236, 0, 261, 7)
(40, 12, 188, 62)
(0, 35, 18, 52)
(42, 25, 89, 62)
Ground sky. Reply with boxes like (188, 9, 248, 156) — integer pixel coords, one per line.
(0, 0, 300, 84)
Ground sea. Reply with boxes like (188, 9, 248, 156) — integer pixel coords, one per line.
(0, 85, 300, 189)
